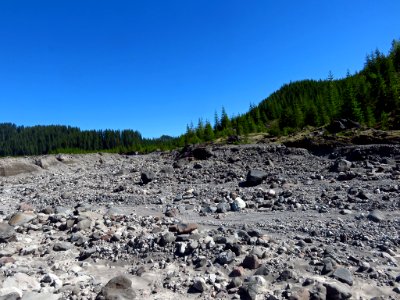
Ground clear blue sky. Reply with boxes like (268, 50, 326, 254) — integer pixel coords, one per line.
(0, 1, 399, 138)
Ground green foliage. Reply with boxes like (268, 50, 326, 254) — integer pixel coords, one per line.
(0, 124, 180, 156)
(380, 111, 390, 130)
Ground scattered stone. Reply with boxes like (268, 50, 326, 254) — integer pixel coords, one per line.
(332, 268, 353, 286)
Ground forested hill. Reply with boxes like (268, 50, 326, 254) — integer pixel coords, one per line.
(185, 39, 400, 143)
(0, 124, 176, 156)
(1, 39, 399, 156)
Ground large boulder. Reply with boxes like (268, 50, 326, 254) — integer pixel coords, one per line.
(96, 275, 136, 300)
(245, 170, 268, 186)
(332, 268, 353, 286)
(8, 212, 37, 226)
(331, 159, 352, 173)
(323, 281, 352, 299)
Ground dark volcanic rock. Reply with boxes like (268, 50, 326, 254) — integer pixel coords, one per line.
(244, 169, 268, 186)
(141, 171, 155, 184)
(192, 147, 213, 160)
(323, 281, 352, 299)
(242, 254, 260, 269)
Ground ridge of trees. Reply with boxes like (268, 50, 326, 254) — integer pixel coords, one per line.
(1, 39, 399, 156)
(0, 124, 178, 156)
(183, 39, 400, 143)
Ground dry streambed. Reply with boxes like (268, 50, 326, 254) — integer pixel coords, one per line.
(0, 144, 399, 299)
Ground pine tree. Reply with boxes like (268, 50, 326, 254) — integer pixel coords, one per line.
(203, 121, 214, 142)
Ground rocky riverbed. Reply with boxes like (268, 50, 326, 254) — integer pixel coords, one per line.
(0, 143, 399, 299)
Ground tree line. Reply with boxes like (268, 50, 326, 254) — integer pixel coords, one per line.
(184, 39, 400, 143)
(1, 39, 399, 156)
(0, 124, 175, 156)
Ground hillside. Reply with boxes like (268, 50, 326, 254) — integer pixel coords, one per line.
(186, 39, 400, 142)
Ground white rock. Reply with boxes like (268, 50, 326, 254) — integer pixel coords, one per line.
(3, 272, 40, 291)
(234, 197, 246, 209)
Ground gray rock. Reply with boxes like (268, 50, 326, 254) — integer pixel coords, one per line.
(159, 232, 176, 246)
(250, 247, 265, 259)
(332, 268, 353, 286)
(192, 277, 208, 292)
(278, 269, 295, 281)
(75, 218, 91, 231)
(216, 250, 236, 265)
(216, 202, 230, 213)
(79, 248, 96, 260)
(367, 210, 385, 222)
(53, 242, 72, 251)
(8, 212, 36, 226)
(323, 281, 352, 299)
(331, 159, 352, 172)
(246, 170, 268, 186)
(310, 284, 327, 300)
(240, 276, 266, 300)
(322, 258, 334, 275)
(0, 223, 16, 243)
(96, 275, 136, 300)
(254, 265, 269, 276)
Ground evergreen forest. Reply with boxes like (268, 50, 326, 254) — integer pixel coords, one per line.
(1, 39, 399, 156)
